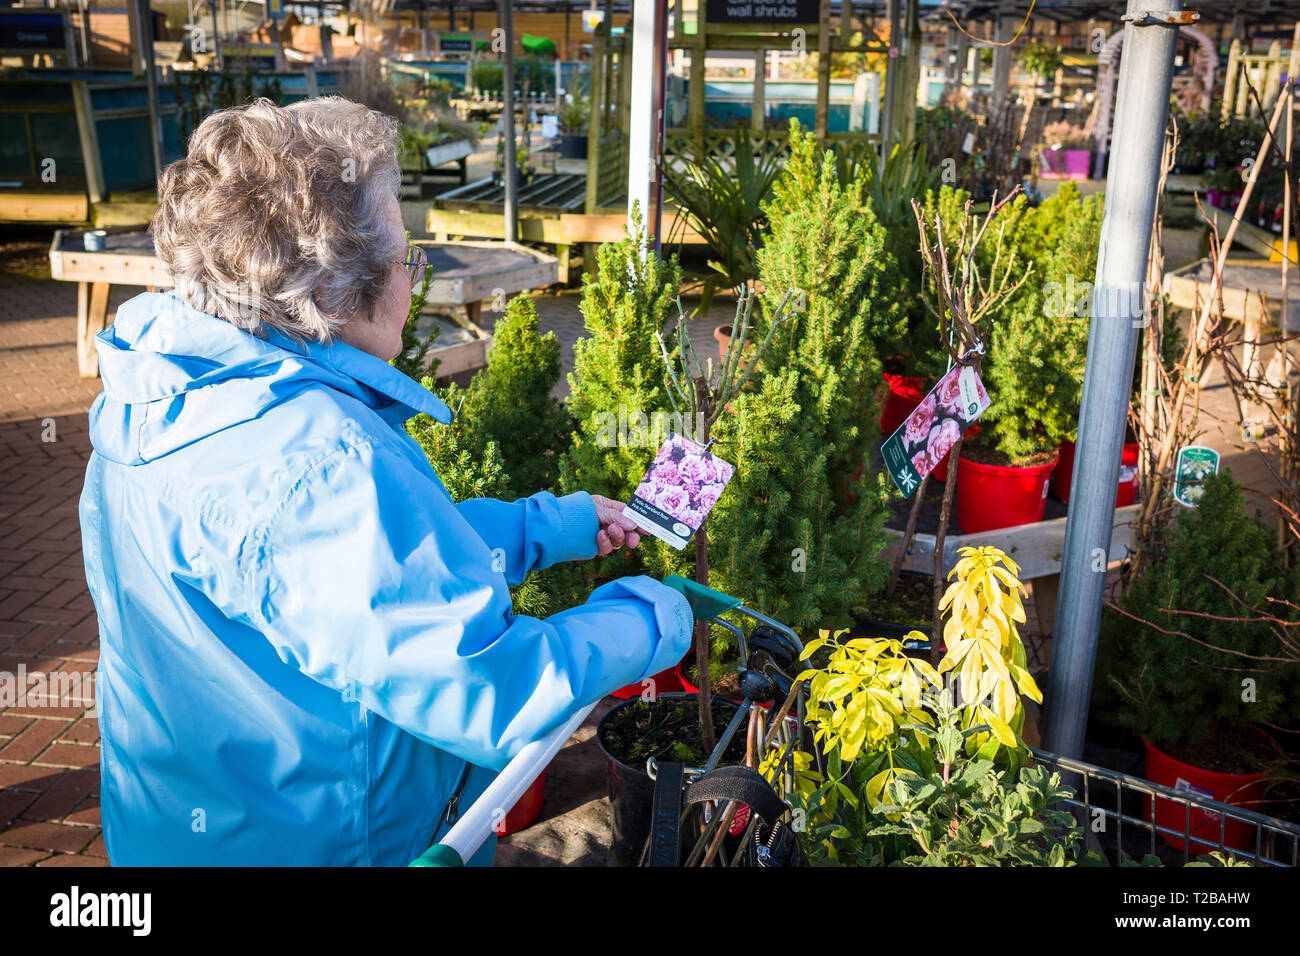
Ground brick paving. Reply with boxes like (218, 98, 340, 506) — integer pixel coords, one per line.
(0, 272, 118, 867)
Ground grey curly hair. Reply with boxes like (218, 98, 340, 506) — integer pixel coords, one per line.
(151, 96, 403, 341)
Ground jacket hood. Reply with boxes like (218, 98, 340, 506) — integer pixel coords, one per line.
(89, 291, 452, 465)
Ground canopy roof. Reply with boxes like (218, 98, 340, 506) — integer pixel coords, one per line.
(383, 0, 1300, 27)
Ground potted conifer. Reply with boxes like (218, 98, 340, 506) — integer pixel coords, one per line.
(1102, 471, 1300, 853)
(937, 184, 1095, 533)
(558, 92, 590, 159)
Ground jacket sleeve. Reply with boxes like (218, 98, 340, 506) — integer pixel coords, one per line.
(454, 492, 598, 586)
(243, 439, 694, 771)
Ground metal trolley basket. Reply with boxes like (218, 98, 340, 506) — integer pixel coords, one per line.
(411, 575, 810, 867)
(1033, 749, 1300, 867)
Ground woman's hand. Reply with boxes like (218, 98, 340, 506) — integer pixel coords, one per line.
(590, 494, 641, 556)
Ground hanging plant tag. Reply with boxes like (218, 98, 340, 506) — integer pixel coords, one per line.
(623, 432, 736, 550)
(881, 364, 990, 498)
(1173, 445, 1220, 507)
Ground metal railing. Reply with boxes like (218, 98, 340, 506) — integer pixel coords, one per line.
(1033, 749, 1300, 867)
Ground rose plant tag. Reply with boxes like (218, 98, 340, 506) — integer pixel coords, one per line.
(881, 364, 990, 498)
(623, 432, 736, 549)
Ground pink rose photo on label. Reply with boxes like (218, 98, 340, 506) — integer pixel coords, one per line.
(904, 394, 936, 448)
(652, 458, 679, 486)
(677, 455, 705, 484)
(883, 364, 991, 496)
(936, 373, 966, 417)
(655, 486, 686, 515)
(624, 433, 738, 549)
(926, 418, 961, 466)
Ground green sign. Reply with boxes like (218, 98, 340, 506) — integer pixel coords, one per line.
(1173, 445, 1219, 507)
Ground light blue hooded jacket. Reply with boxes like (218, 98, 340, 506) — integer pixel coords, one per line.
(79, 291, 693, 866)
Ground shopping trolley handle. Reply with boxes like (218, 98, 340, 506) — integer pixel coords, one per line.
(661, 574, 741, 622)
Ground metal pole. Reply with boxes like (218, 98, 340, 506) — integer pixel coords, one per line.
(650, 0, 668, 249)
(881, 0, 898, 155)
(500, 0, 518, 242)
(1045, 0, 1185, 760)
(626, 0, 668, 250)
(131, 0, 165, 181)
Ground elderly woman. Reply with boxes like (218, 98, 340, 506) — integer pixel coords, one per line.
(79, 97, 693, 866)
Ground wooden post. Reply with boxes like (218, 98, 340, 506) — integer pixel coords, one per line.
(72, 79, 105, 206)
(1263, 40, 1283, 114)
(1222, 39, 1240, 120)
(585, 26, 606, 213)
(689, 0, 706, 149)
(1235, 55, 1252, 117)
(77, 281, 112, 378)
(944, 24, 960, 95)
(815, 0, 831, 144)
(752, 48, 765, 132)
(991, 14, 1013, 111)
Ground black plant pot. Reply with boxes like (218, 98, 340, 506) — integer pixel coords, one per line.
(491, 169, 532, 190)
(596, 692, 741, 867)
(558, 133, 588, 160)
(851, 570, 936, 657)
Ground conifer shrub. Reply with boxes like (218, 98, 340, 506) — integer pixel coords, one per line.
(967, 182, 1103, 463)
(708, 125, 897, 629)
(1103, 471, 1300, 770)
(405, 296, 571, 617)
(414, 295, 571, 499)
(405, 393, 508, 501)
(561, 224, 685, 504)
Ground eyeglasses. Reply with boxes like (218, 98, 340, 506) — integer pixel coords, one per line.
(401, 244, 430, 288)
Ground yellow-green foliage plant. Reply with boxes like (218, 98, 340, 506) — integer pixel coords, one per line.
(775, 546, 1080, 866)
(937, 546, 1043, 760)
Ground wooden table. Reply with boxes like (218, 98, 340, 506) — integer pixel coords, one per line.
(48, 229, 560, 380)
(48, 227, 170, 378)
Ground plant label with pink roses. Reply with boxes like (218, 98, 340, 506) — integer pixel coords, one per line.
(881, 364, 990, 497)
(623, 433, 736, 549)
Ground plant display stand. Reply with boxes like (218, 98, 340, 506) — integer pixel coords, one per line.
(48, 229, 558, 380)
(425, 139, 474, 184)
(1036, 748, 1300, 866)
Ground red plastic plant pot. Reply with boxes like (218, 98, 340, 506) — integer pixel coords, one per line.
(1142, 738, 1269, 855)
(496, 771, 547, 836)
(879, 373, 926, 437)
(609, 665, 686, 700)
(1115, 443, 1140, 507)
(1054, 440, 1139, 506)
(955, 452, 1058, 534)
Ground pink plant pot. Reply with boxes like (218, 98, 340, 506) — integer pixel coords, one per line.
(1040, 148, 1090, 180)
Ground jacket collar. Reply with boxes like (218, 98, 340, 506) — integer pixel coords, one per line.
(262, 323, 454, 426)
